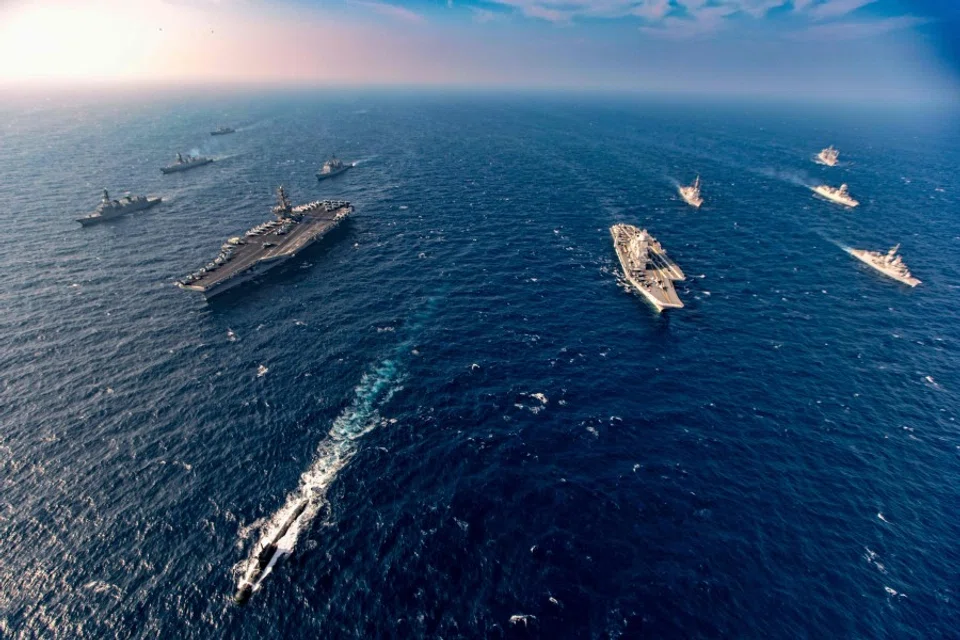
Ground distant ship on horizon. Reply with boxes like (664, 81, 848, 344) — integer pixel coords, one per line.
(211, 126, 236, 136)
(816, 145, 839, 167)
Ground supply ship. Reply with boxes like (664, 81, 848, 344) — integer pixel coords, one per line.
(211, 126, 236, 136)
(847, 244, 920, 287)
(77, 189, 162, 226)
(316, 155, 353, 181)
(812, 183, 859, 207)
(161, 153, 214, 174)
(679, 176, 703, 208)
(816, 145, 839, 166)
(177, 186, 352, 298)
(610, 223, 685, 312)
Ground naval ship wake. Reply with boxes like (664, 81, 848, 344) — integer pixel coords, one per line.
(233, 358, 405, 604)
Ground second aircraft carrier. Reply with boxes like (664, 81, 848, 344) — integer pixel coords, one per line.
(177, 186, 352, 298)
(610, 223, 685, 312)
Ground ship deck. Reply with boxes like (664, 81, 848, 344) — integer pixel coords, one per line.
(610, 225, 685, 311)
(179, 205, 350, 293)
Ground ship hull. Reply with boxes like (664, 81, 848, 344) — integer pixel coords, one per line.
(316, 165, 351, 181)
(847, 249, 921, 287)
(812, 187, 858, 207)
(210, 130, 235, 136)
(77, 197, 162, 225)
(161, 159, 214, 174)
(679, 192, 702, 208)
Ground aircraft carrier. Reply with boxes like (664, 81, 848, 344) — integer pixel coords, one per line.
(177, 186, 352, 298)
(610, 223, 685, 312)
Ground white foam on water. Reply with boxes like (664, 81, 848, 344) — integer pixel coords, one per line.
(235, 358, 404, 599)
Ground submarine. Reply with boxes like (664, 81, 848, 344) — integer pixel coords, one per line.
(234, 499, 309, 604)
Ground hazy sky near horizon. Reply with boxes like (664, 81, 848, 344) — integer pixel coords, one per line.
(1, 0, 958, 102)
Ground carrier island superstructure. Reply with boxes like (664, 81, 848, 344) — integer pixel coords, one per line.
(610, 223, 685, 311)
(177, 187, 352, 298)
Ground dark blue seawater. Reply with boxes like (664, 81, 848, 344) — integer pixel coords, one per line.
(1, 90, 959, 638)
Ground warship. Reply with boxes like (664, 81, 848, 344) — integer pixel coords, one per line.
(234, 498, 311, 604)
(177, 186, 352, 298)
(679, 176, 703, 208)
(210, 126, 236, 136)
(316, 155, 353, 181)
(161, 153, 214, 174)
(610, 223, 685, 312)
(847, 244, 920, 287)
(812, 183, 859, 207)
(77, 189, 161, 226)
(817, 145, 839, 166)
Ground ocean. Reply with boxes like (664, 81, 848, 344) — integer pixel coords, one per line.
(0, 89, 958, 638)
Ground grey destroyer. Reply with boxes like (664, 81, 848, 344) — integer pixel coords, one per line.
(316, 155, 353, 181)
(77, 189, 161, 226)
(847, 244, 920, 287)
(610, 223, 685, 312)
(161, 152, 213, 174)
(177, 186, 352, 298)
(210, 126, 236, 136)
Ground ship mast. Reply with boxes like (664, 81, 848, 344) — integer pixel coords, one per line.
(273, 185, 292, 218)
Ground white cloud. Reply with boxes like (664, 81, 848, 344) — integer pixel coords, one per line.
(804, 0, 877, 21)
(470, 7, 502, 22)
(351, 0, 426, 23)
(793, 14, 927, 39)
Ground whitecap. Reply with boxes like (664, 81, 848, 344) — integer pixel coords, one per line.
(257, 365, 269, 378)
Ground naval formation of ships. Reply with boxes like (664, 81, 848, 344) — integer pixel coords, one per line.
(79, 126, 920, 307)
(610, 143, 919, 312)
(78, 123, 358, 298)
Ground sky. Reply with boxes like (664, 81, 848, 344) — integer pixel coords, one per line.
(0, 0, 958, 103)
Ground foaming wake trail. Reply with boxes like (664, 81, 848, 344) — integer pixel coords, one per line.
(757, 167, 818, 189)
(233, 359, 404, 604)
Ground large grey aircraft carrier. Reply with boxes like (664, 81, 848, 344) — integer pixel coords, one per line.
(177, 186, 352, 298)
(610, 223, 685, 312)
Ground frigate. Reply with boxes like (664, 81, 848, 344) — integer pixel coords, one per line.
(847, 244, 920, 287)
(161, 152, 214, 174)
(812, 183, 859, 207)
(316, 155, 353, 181)
(817, 146, 839, 166)
(77, 189, 162, 226)
(177, 186, 352, 298)
(610, 223, 685, 312)
(210, 126, 236, 136)
(679, 176, 703, 208)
